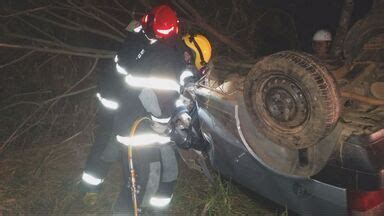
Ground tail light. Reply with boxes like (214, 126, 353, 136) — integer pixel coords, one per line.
(348, 188, 384, 215)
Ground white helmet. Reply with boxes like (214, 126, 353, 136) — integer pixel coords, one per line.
(312, 30, 332, 41)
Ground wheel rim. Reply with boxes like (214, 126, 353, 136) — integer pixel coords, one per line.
(254, 74, 309, 131)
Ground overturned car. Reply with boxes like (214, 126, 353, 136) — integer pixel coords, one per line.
(179, 5, 384, 216)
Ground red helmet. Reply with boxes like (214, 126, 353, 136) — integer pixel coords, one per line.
(141, 5, 179, 39)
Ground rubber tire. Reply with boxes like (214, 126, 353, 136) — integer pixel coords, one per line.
(343, 12, 384, 62)
(243, 51, 340, 149)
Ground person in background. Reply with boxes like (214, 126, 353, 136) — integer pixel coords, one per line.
(312, 29, 343, 70)
(312, 29, 333, 60)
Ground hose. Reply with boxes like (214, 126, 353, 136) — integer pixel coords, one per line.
(127, 117, 150, 216)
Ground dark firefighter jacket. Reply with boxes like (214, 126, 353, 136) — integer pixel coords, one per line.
(98, 31, 188, 121)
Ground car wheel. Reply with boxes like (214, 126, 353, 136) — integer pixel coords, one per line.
(243, 51, 341, 149)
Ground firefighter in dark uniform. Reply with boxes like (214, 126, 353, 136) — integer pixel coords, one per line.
(81, 5, 213, 214)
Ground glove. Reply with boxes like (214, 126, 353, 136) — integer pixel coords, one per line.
(175, 112, 191, 129)
(170, 127, 191, 149)
(183, 83, 196, 101)
(172, 110, 191, 130)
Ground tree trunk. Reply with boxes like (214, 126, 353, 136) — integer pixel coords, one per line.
(331, 0, 354, 58)
(175, 0, 252, 59)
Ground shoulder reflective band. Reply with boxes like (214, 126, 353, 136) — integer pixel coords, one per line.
(116, 63, 128, 75)
(125, 75, 180, 92)
(114, 55, 118, 63)
(82, 172, 104, 186)
(179, 70, 194, 86)
(149, 196, 173, 207)
(151, 115, 171, 124)
(149, 39, 157, 44)
(143, 33, 158, 44)
(116, 134, 171, 146)
(96, 93, 119, 110)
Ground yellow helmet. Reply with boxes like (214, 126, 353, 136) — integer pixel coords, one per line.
(182, 34, 212, 70)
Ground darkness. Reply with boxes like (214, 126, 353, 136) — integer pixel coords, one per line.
(251, 0, 373, 51)
(1, 0, 374, 53)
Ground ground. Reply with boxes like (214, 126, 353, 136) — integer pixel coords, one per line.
(0, 126, 282, 215)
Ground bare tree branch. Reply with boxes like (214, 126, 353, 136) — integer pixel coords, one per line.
(43, 85, 96, 104)
(170, 0, 193, 19)
(26, 13, 124, 42)
(113, 0, 138, 18)
(176, 0, 251, 59)
(6, 32, 115, 55)
(225, 0, 236, 31)
(66, 0, 126, 38)
(41, 10, 82, 28)
(17, 16, 66, 45)
(36, 54, 59, 70)
(91, 6, 126, 27)
(0, 59, 99, 154)
(6, 32, 71, 49)
(138, 0, 152, 10)
(0, 43, 115, 58)
(0, 101, 40, 112)
(0, 7, 47, 18)
(0, 50, 35, 68)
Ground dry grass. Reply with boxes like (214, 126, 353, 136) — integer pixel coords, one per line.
(170, 165, 280, 216)
(0, 143, 281, 216)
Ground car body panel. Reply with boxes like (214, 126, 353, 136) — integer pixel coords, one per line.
(197, 97, 348, 215)
(193, 82, 384, 215)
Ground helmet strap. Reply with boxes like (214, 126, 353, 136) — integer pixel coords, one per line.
(189, 35, 206, 66)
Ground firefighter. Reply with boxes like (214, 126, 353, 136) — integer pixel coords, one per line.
(81, 5, 184, 214)
(173, 33, 213, 150)
(182, 33, 212, 83)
